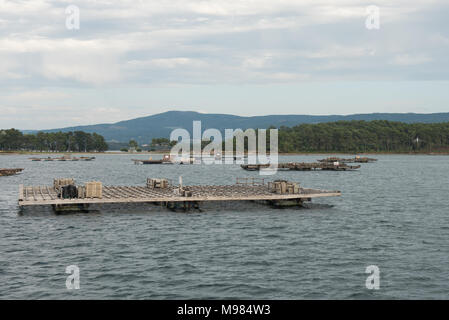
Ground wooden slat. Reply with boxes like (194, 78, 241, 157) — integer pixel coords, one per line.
(116, 186, 139, 198)
(19, 185, 24, 201)
(38, 186, 46, 201)
(45, 186, 55, 200)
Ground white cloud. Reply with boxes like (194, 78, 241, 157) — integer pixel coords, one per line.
(2, 89, 70, 102)
(390, 54, 431, 66)
(0, 0, 447, 85)
(127, 57, 206, 69)
(0, 0, 449, 128)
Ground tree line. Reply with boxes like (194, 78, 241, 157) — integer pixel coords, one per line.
(158, 120, 449, 153)
(0, 129, 108, 152)
(4, 120, 449, 153)
(277, 120, 449, 153)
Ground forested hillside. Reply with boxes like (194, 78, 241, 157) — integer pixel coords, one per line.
(23, 111, 449, 144)
(278, 120, 449, 153)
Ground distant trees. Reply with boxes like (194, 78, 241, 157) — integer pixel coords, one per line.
(7, 120, 447, 153)
(151, 138, 170, 145)
(150, 138, 177, 151)
(128, 140, 138, 149)
(0, 129, 108, 152)
(150, 120, 449, 153)
(277, 120, 449, 153)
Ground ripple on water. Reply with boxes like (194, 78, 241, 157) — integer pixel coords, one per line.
(1, 154, 449, 299)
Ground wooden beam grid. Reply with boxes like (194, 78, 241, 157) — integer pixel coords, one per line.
(18, 184, 340, 207)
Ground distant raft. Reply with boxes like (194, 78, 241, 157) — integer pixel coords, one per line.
(317, 156, 377, 163)
(133, 154, 173, 164)
(241, 162, 361, 171)
(29, 155, 95, 161)
(132, 154, 197, 164)
(0, 168, 24, 176)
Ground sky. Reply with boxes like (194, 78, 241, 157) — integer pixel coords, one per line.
(1, 0, 449, 129)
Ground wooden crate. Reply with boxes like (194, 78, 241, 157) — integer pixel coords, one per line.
(77, 186, 86, 199)
(53, 178, 75, 191)
(85, 181, 102, 198)
(147, 178, 169, 189)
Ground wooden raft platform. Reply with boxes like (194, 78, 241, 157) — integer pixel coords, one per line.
(241, 162, 361, 171)
(0, 168, 24, 176)
(29, 156, 95, 162)
(133, 154, 173, 164)
(18, 183, 341, 207)
(318, 157, 377, 163)
(132, 159, 173, 165)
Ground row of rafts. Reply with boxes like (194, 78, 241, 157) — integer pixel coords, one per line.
(131, 154, 377, 171)
(1, 156, 377, 177)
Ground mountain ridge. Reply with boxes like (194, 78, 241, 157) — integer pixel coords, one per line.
(21, 110, 449, 144)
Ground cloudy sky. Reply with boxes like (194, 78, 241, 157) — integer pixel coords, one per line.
(1, 0, 449, 129)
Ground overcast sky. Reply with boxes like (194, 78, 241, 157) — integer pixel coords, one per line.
(1, 0, 449, 129)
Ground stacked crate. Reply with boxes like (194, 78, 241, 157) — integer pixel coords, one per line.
(286, 182, 300, 194)
(53, 178, 75, 191)
(180, 187, 193, 197)
(77, 186, 86, 199)
(271, 180, 300, 194)
(85, 181, 103, 198)
(147, 178, 169, 189)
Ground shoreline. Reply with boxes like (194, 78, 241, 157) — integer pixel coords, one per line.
(2, 151, 449, 156)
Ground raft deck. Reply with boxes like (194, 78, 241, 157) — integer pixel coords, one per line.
(318, 157, 377, 163)
(132, 159, 172, 165)
(0, 168, 24, 176)
(18, 183, 341, 207)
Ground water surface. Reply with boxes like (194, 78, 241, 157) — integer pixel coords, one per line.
(1, 154, 448, 299)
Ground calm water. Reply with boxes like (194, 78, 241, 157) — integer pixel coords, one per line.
(0, 154, 448, 299)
